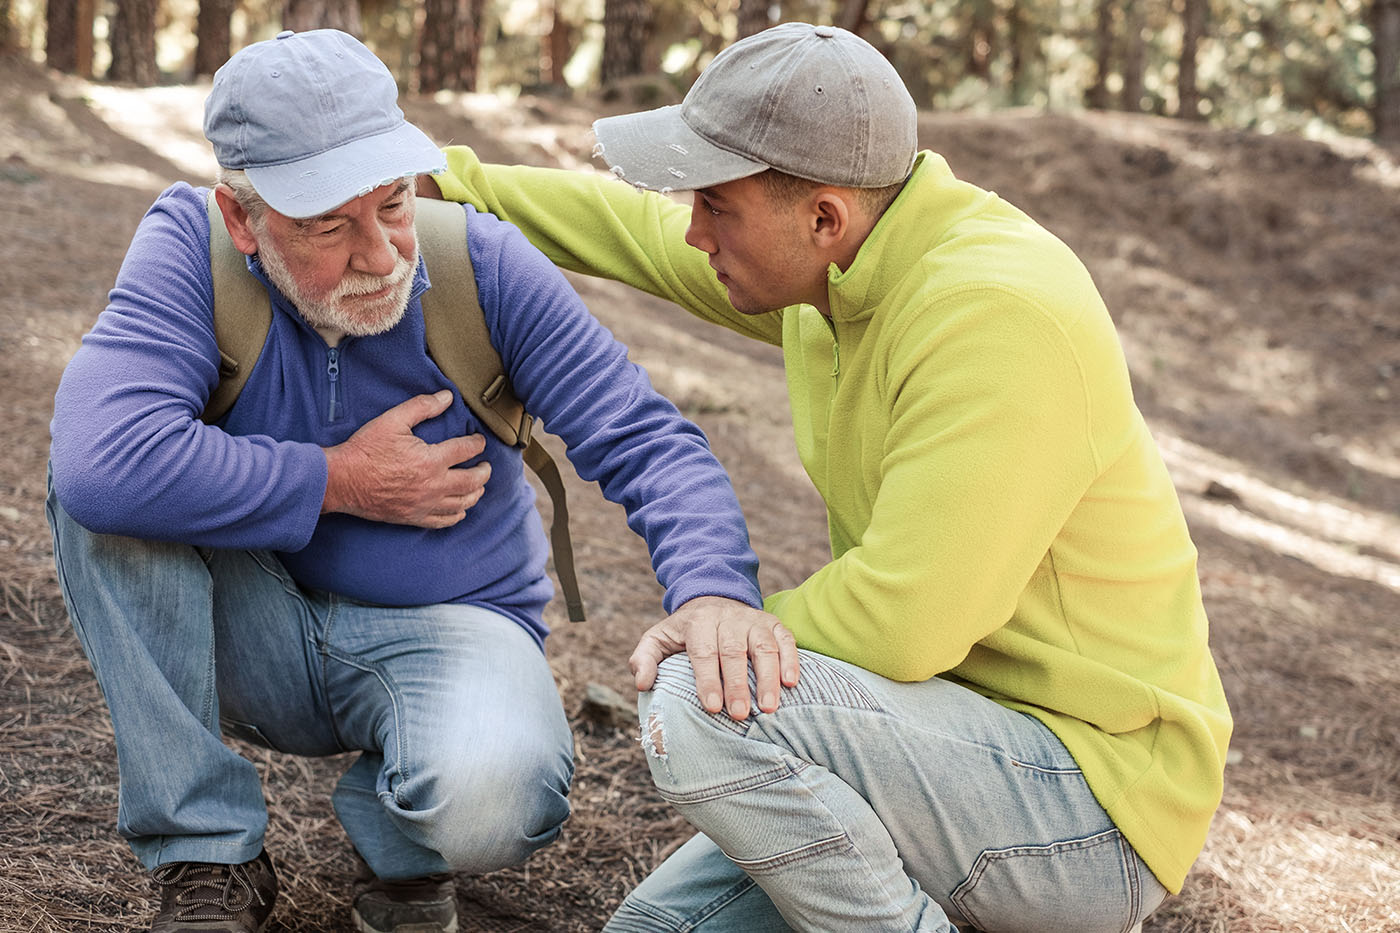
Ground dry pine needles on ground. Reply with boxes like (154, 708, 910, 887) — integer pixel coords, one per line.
(2, 55, 1399, 930)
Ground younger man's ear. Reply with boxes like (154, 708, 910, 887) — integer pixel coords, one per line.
(213, 184, 260, 256)
(808, 189, 852, 247)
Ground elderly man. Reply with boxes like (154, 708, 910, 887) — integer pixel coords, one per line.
(46, 29, 790, 933)
(423, 22, 1232, 933)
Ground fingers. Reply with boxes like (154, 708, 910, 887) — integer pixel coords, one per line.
(752, 622, 800, 713)
(430, 432, 488, 469)
(717, 627, 752, 720)
(383, 389, 454, 430)
(630, 601, 801, 720)
(747, 629, 782, 715)
(630, 620, 686, 693)
(629, 639, 661, 693)
(684, 630, 726, 716)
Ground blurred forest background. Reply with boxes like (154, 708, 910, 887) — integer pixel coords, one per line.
(3, 0, 1399, 929)
(5, 0, 1400, 144)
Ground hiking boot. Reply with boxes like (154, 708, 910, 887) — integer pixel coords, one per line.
(149, 849, 278, 932)
(351, 856, 458, 933)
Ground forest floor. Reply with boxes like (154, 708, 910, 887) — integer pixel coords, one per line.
(1, 52, 1398, 931)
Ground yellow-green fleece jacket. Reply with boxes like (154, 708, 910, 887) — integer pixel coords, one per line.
(433, 147, 1232, 893)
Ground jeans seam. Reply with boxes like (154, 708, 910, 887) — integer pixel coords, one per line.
(614, 898, 686, 932)
(200, 565, 217, 730)
(1118, 832, 1141, 932)
(952, 827, 1125, 931)
(317, 596, 352, 753)
(46, 498, 102, 683)
(247, 550, 305, 598)
(654, 760, 806, 805)
(723, 831, 852, 873)
(321, 643, 410, 796)
(619, 875, 761, 933)
(1009, 759, 1083, 776)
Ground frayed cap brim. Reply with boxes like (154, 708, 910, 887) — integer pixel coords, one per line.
(591, 105, 768, 193)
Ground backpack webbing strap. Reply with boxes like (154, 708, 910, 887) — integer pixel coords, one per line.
(203, 192, 271, 424)
(415, 198, 586, 624)
(202, 191, 585, 623)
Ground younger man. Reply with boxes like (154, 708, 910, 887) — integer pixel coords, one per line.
(425, 22, 1232, 932)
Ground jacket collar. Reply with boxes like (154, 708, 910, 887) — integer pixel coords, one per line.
(823, 150, 993, 324)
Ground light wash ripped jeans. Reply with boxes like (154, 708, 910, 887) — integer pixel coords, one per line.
(46, 481, 574, 879)
(605, 652, 1166, 933)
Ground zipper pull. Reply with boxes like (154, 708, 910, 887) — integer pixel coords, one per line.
(326, 346, 340, 422)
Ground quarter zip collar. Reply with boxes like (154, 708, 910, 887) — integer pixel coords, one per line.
(821, 151, 997, 325)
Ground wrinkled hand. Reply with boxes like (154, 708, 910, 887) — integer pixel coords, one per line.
(631, 595, 800, 720)
(322, 390, 490, 528)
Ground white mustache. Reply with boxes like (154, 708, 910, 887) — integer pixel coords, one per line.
(333, 261, 412, 299)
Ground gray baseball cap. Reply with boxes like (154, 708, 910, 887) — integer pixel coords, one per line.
(592, 22, 917, 192)
(204, 29, 445, 219)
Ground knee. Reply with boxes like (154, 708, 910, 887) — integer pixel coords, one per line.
(640, 656, 754, 785)
(394, 739, 574, 874)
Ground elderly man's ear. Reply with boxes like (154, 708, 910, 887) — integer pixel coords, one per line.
(213, 184, 261, 256)
(415, 174, 444, 200)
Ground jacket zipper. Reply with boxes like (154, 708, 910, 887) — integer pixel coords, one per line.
(326, 346, 341, 422)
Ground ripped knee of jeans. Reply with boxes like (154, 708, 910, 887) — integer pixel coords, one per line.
(641, 703, 667, 760)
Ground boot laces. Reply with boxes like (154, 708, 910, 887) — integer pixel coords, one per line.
(152, 860, 267, 920)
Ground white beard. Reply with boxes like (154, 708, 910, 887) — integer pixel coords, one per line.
(255, 234, 418, 339)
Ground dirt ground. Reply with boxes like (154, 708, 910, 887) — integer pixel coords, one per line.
(1, 52, 1398, 931)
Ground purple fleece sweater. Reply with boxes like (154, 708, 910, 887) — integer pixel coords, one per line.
(50, 183, 761, 645)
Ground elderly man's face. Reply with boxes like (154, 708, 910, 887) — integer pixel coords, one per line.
(251, 180, 419, 337)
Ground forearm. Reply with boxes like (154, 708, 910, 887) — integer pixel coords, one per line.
(430, 146, 782, 345)
(50, 374, 326, 550)
(467, 206, 764, 608)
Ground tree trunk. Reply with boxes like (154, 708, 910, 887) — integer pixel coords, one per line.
(109, 0, 158, 85)
(1178, 0, 1206, 119)
(737, 0, 773, 39)
(601, 0, 648, 83)
(418, 0, 483, 92)
(1008, 0, 1032, 105)
(1088, 0, 1115, 109)
(194, 0, 236, 76)
(281, 0, 362, 36)
(45, 0, 95, 76)
(1375, 0, 1400, 142)
(967, 0, 996, 80)
(1120, 0, 1145, 111)
(836, 0, 871, 36)
(543, 0, 572, 85)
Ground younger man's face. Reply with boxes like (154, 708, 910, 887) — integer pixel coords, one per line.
(683, 175, 826, 315)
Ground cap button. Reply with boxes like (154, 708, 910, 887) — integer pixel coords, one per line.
(275, 30, 295, 39)
(814, 25, 835, 37)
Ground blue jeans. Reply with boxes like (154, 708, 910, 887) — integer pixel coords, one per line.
(606, 653, 1167, 933)
(46, 482, 574, 879)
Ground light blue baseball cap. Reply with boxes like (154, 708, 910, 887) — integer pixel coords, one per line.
(204, 29, 445, 219)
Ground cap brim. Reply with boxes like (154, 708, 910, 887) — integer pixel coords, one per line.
(592, 105, 768, 192)
(245, 121, 447, 219)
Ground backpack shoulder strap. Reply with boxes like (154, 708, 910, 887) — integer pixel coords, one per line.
(415, 198, 586, 623)
(202, 190, 272, 424)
